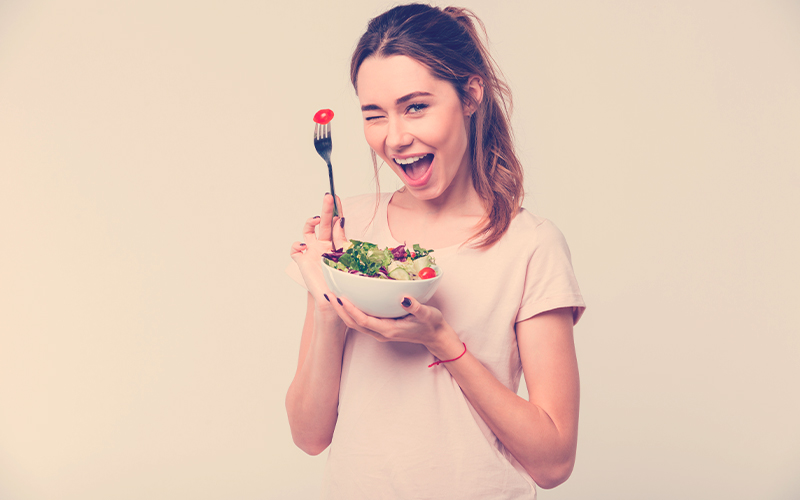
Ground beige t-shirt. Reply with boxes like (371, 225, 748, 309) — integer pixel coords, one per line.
(287, 192, 585, 499)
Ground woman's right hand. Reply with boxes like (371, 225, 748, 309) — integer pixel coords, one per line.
(289, 194, 348, 323)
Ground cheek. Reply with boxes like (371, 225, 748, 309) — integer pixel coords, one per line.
(424, 119, 467, 154)
(363, 126, 381, 152)
(413, 122, 447, 148)
(363, 126, 394, 165)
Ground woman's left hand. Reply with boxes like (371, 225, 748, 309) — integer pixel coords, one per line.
(331, 296, 462, 360)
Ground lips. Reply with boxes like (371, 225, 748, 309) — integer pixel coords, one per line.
(394, 154, 434, 187)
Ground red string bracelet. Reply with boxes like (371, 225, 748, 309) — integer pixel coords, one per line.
(428, 343, 467, 368)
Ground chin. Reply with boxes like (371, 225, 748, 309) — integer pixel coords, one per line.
(405, 183, 447, 202)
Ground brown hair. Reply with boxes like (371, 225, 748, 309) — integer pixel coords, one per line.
(350, 3, 524, 248)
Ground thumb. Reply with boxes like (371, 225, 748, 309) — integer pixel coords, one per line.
(400, 295, 424, 316)
(333, 198, 348, 250)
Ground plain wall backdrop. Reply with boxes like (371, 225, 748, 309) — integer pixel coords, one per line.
(1, 1, 798, 499)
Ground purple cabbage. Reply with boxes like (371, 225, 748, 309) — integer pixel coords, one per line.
(322, 248, 344, 262)
(378, 266, 396, 280)
(390, 244, 407, 262)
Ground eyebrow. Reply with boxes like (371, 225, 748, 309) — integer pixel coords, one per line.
(361, 91, 433, 112)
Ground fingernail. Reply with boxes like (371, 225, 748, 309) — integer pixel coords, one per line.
(313, 215, 320, 219)
(337, 298, 343, 306)
(339, 217, 345, 228)
(323, 294, 330, 302)
(401, 297, 411, 307)
(300, 243, 306, 247)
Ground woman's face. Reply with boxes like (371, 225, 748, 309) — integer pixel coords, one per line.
(357, 55, 475, 201)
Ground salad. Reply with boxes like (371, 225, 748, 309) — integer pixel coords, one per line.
(323, 240, 437, 280)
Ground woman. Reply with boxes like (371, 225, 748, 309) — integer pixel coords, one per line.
(286, 4, 585, 498)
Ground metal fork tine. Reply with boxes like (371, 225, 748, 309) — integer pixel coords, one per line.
(312, 117, 339, 221)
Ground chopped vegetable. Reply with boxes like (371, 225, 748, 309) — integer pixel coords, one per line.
(323, 239, 436, 280)
(417, 267, 436, 280)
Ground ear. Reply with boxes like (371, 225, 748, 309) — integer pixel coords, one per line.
(464, 75, 484, 116)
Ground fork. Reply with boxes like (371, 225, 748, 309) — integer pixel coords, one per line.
(313, 122, 341, 219)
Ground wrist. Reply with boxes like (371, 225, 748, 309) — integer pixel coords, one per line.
(426, 323, 462, 361)
(314, 304, 347, 338)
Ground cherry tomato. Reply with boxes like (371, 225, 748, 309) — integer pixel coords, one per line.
(418, 267, 436, 280)
(313, 109, 334, 124)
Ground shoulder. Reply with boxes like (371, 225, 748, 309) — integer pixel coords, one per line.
(509, 209, 585, 324)
(503, 208, 571, 254)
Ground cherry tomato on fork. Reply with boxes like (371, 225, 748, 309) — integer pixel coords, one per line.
(418, 267, 436, 280)
(313, 109, 334, 124)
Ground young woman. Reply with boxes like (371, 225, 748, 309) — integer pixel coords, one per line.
(286, 4, 585, 498)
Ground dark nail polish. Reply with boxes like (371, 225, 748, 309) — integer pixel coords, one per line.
(401, 297, 411, 307)
(337, 298, 343, 306)
(313, 215, 320, 219)
(299, 243, 306, 247)
(324, 294, 330, 302)
(339, 217, 345, 228)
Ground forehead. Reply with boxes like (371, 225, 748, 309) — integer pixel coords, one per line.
(356, 55, 453, 103)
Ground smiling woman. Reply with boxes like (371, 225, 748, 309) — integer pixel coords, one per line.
(357, 55, 476, 198)
(351, 4, 523, 248)
(285, 4, 586, 499)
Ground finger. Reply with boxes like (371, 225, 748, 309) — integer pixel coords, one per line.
(338, 297, 394, 337)
(399, 295, 427, 318)
(333, 296, 386, 338)
(332, 194, 346, 246)
(318, 194, 336, 242)
(332, 193, 344, 218)
(302, 216, 322, 246)
(289, 241, 307, 258)
(326, 293, 359, 330)
(333, 212, 347, 250)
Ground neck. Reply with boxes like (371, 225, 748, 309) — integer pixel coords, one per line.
(396, 159, 485, 219)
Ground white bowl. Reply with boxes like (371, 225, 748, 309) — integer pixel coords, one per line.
(320, 259, 443, 318)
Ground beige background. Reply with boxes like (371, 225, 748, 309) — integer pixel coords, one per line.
(1, 1, 799, 499)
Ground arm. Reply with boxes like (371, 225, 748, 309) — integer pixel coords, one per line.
(333, 298, 579, 488)
(285, 292, 347, 455)
(433, 307, 579, 488)
(284, 194, 350, 455)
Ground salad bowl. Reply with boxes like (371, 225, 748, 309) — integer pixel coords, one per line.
(321, 259, 443, 318)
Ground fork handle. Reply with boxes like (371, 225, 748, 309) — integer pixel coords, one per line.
(327, 161, 340, 218)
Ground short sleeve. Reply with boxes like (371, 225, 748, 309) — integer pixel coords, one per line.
(515, 219, 586, 325)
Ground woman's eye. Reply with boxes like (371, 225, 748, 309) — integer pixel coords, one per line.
(407, 103, 428, 114)
(364, 115, 384, 121)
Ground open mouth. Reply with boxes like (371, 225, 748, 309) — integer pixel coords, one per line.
(394, 154, 433, 182)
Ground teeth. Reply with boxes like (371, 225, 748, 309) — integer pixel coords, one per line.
(395, 154, 427, 165)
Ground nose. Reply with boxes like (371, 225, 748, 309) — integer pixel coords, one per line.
(386, 117, 413, 151)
